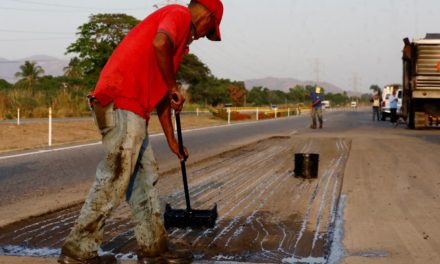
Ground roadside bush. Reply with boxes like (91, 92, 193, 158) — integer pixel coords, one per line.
(278, 111, 287, 118)
(31, 106, 49, 118)
(212, 109, 251, 121)
(258, 112, 275, 120)
(231, 111, 251, 121)
(0, 93, 8, 119)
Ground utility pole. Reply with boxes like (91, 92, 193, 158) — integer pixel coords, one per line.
(315, 58, 320, 87)
(353, 73, 358, 95)
(353, 73, 362, 103)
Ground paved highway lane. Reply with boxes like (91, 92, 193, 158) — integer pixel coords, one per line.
(0, 112, 304, 205)
(0, 110, 359, 217)
(2, 108, 440, 264)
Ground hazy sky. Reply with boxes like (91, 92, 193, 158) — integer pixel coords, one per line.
(1, 0, 439, 92)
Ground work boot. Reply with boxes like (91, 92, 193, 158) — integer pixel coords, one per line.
(139, 239, 193, 264)
(319, 123, 323, 129)
(58, 253, 118, 264)
(162, 239, 193, 264)
(137, 255, 167, 264)
(310, 124, 316, 129)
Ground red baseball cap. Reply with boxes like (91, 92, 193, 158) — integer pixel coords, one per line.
(195, 0, 223, 41)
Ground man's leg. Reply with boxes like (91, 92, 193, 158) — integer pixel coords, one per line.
(127, 135, 168, 257)
(310, 108, 317, 129)
(317, 108, 323, 128)
(128, 136, 193, 263)
(390, 108, 397, 123)
(61, 109, 146, 260)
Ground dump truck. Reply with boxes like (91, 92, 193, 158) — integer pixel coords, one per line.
(402, 33, 440, 129)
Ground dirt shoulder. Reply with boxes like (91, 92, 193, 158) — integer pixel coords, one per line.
(0, 115, 227, 153)
(340, 128, 440, 264)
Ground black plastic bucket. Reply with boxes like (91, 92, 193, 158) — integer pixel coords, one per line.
(294, 153, 319, 179)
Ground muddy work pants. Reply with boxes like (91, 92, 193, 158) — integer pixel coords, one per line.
(62, 103, 168, 259)
(311, 107, 323, 127)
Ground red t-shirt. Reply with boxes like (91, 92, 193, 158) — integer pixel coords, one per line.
(93, 5, 192, 120)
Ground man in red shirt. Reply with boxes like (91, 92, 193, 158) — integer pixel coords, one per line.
(59, 1, 223, 263)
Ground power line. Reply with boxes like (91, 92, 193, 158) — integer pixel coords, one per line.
(0, 28, 73, 35)
(0, 37, 72, 41)
(0, 6, 76, 12)
(0, 59, 66, 64)
(4, 0, 148, 11)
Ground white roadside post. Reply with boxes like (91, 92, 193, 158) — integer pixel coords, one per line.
(227, 107, 231, 125)
(288, 108, 290, 117)
(196, 107, 199, 117)
(275, 109, 277, 119)
(17, 108, 20, 126)
(172, 110, 176, 130)
(48, 107, 52, 147)
(256, 107, 259, 121)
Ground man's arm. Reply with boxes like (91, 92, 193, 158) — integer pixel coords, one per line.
(311, 96, 321, 107)
(153, 32, 185, 113)
(156, 95, 188, 161)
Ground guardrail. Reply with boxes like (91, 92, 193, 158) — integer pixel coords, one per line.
(1, 106, 354, 147)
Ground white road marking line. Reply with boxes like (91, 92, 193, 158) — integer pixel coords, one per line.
(0, 142, 102, 160)
(0, 117, 302, 161)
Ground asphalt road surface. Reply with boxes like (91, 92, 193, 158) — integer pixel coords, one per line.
(1, 109, 440, 264)
(0, 135, 350, 263)
(0, 110, 320, 209)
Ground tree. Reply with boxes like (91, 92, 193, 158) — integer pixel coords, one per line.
(14, 61, 45, 95)
(66, 13, 139, 85)
(268, 90, 287, 105)
(228, 82, 247, 106)
(188, 77, 230, 106)
(0, 79, 12, 90)
(63, 57, 83, 79)
(247, 86, 270, 106)
(324, 92, 350, 106)
(177, 54, 212, 86)
(287, 85, 306, 103)
(369, 84, 382, 96)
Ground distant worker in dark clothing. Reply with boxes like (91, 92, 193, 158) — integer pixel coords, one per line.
(310, 87, 324, 129)
(372, 94, 381, 121)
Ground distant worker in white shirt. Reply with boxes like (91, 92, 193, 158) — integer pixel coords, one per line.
(389, 89, 398, 125)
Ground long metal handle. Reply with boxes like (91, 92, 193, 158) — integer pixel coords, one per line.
(175, 113, 192, 212)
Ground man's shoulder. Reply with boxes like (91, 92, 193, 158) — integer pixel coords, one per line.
(159, 4, 191, 19)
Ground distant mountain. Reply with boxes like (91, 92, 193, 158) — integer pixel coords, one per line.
(0, 55, 69, 83)
(244, 77, 349, 94)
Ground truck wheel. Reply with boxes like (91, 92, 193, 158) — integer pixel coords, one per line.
(414, 112, 426, 129)
(406, 108, 415, 129)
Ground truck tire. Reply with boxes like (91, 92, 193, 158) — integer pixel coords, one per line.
(414, 112, 426, 129)
(406, 108, 415, 129)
